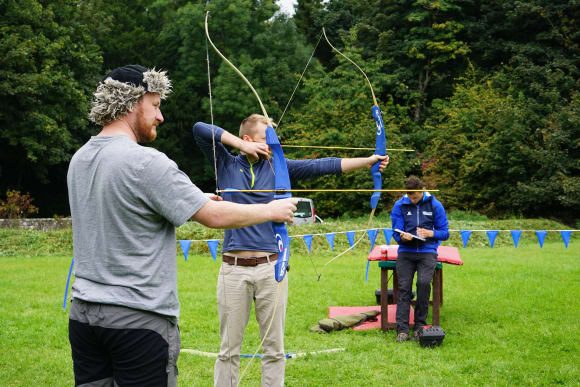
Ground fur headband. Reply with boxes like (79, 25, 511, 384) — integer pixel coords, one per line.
(88, 65, 172, 126)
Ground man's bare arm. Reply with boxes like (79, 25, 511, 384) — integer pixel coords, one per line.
(341, 154, 389, 172)
(193, 198, 298, 229)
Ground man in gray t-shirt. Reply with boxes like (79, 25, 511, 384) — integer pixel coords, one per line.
(67, 65, 296, 387)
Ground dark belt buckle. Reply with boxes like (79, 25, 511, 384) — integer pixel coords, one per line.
(248, 257, 259, 266)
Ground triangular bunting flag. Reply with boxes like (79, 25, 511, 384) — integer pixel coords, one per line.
(382, 228, 393, 246)
(486, 231, 499, 248)
(535, 231, 547, 248)
(346, 231, 355, 249)
(325, 233, 335, 251)
(560, 231, 572, 248)
(303, 235, 313, 254)
(510, 230, 522, 248)
(460, 230, 472, 248)
(179, 240, 192, 261)
(207, 239, 219, 261)
(367, 229, 378, 252)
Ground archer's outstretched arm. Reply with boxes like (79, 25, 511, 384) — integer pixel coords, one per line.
(341, 154, 389, 172)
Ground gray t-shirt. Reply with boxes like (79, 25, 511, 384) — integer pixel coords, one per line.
(67, 135, 208, 319)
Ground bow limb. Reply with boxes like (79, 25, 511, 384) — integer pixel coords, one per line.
(205, 11, 269, 120)
(317, 28, 388, 281)
(266, 126, 292, 282)
(322, 27, 387, 210)
(322, 28, 378, 106)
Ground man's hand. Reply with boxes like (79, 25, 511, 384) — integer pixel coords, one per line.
(368, 154, 389, 172)
(267, 198, 298, 224)
(416, 227, 434, 239)
(401, 232, 414, 241)
(239, 141, 270, 160)
(208, 194, 223, 201)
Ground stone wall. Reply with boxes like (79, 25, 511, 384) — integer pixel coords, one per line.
(0, 218, 72, 231)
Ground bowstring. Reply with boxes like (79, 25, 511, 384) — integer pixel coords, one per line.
(205, 29, 219, 194)
(275, 32, 323, 277)
(317, 208, 376, 281)
(276, 32, 323, 129)
(206, 22, 235, 387)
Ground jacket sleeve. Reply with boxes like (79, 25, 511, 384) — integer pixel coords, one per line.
(432, 199, 449, 241)
(192, 122, 228, 166)
(286, 158, 342, 182)
(390, 201, 405, 244)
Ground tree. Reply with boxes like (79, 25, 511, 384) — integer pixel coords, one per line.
(423, 68, 579, 221)
(0, 0, 101, 189)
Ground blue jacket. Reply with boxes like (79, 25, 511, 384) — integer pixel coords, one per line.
(193, 122, 342, 253)
(390, 192, 449, 254)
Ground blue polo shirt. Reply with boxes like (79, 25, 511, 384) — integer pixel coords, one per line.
(193, 122, 342, 253)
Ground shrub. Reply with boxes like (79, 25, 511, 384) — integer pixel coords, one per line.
(0, 190, 39, 219)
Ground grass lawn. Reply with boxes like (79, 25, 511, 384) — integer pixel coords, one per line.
(0, 243, 578, 385)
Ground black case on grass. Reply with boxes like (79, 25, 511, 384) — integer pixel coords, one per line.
(419, 326, 445, 347)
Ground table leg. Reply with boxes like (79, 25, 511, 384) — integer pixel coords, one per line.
(440, 268, 444, 306)
(380, 267, 388, 332)
(432, 268, 441, 326)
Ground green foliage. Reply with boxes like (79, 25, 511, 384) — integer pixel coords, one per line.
(355, 0, 470, 127)
(423, 70, 578, 220)
(0, 0, 102, 183)
(446, 210, 488, 221)
(0, 0, 577, 223)
(0, 190, 38, 219)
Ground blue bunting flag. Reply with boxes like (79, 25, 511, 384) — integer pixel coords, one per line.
(486, 230, 499, 248)
(179, 240, 192, 261)
(303, 235, 313, 254)
(510, 230, 522, 248)
(535, 231, 547, 248)
(325, 233, 335, 251)
(460, 230, 472, 248)
(560, 230, 572, 248)
(346, 231, 355, 249)
(207, 239, 219, 261)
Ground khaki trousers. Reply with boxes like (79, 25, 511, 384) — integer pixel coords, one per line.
(214, 259, 288, 387)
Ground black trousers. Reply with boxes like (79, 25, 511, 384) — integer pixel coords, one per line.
(395, 252, 437, 334)
(69, 299, 180, 387)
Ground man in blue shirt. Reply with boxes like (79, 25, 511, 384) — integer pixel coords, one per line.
(391, 176, 449, 343)
(193, 114, 388, 386)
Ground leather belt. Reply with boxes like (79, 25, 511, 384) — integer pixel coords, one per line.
(222, 253, 279, 266)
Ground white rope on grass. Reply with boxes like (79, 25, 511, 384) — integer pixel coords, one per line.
(180, 347, 346, 358)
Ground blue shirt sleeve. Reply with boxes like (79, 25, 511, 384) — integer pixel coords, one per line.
(390, 200, 404, 244)
(192, 122, 228, 166)
(432, 198, 449, 241)
(286, 158, 342, 182)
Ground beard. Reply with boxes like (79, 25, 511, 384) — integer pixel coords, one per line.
(135, 111, 158, 143)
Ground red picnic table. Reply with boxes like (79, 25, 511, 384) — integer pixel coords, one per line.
(368, 245, 463, 331)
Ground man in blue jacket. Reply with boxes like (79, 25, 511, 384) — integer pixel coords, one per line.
(193, 114, 388, 386)
(391, 176, 449, 342)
